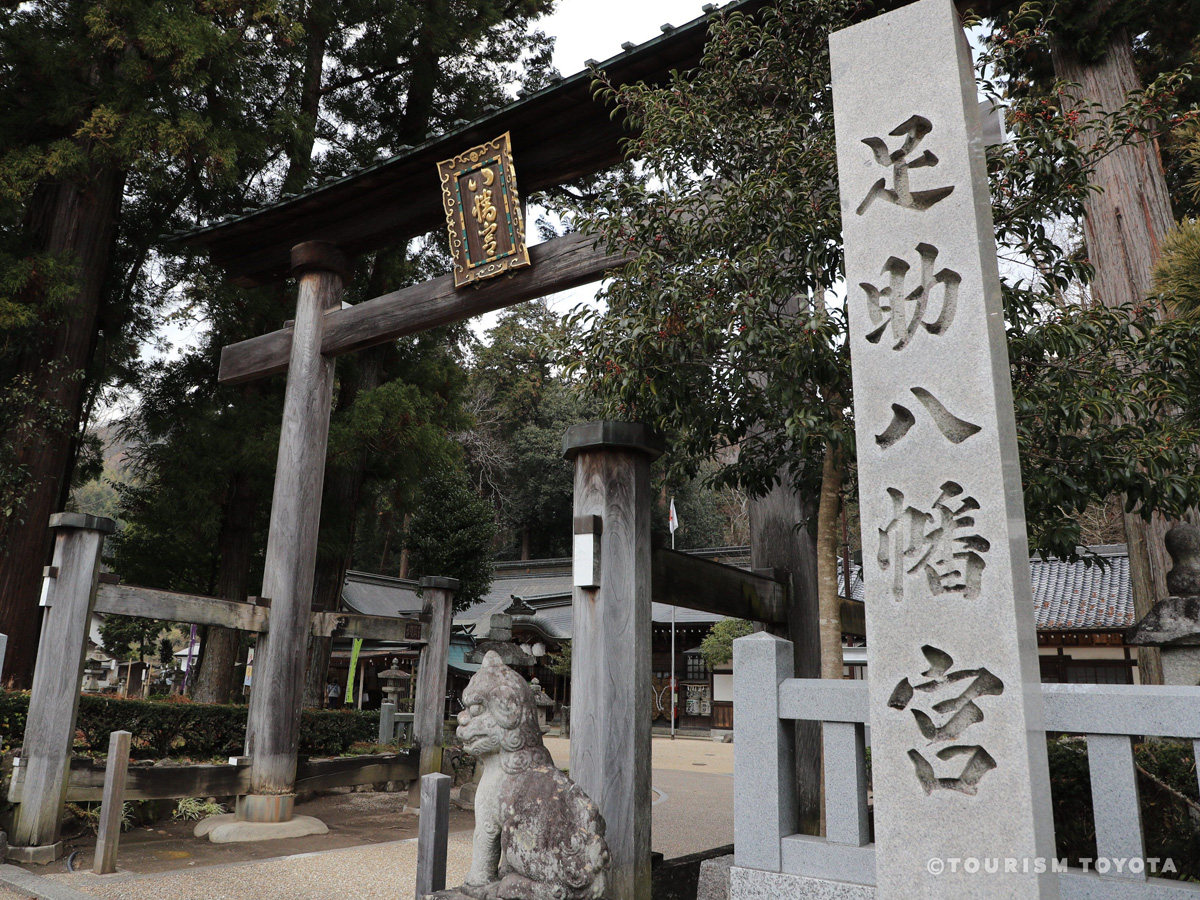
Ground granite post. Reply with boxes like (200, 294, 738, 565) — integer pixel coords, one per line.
(415, 773, 450, 900)
(1127, 523, 1200, 686)
(830, 1, 1057, 896)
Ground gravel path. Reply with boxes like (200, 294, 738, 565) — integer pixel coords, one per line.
(46, 832, 476, 900)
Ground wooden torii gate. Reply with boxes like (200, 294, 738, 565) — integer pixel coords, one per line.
(174, 5, 788, 898)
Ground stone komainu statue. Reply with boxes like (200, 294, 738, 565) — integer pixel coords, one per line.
(435, 650, 610, 900)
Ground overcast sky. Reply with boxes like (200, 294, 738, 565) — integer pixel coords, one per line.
(544, 0, 717, 78)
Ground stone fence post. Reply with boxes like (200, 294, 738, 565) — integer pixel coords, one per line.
(732, 632, 795, 872)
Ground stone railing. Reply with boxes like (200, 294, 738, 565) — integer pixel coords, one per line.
(733, 632, 1200, 900)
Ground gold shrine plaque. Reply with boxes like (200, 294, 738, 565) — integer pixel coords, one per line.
(437, 132, 531, 288)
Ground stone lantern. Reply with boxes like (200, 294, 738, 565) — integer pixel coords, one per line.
(1127, 523, 1200, 685)
(81, 662, 107, 692)
(530, 677, 554, 733)
(377, 657, 412, 709)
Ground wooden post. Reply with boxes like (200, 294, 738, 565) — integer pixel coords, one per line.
(563, 421, 663, 900)
(93, 730, 131, 875)
(748, 482, 822, 834)
(414, 772, 450, 900)
(10, 513, 114, 862)
(242, 241, 348, 811)
(409, 577, 457, 808)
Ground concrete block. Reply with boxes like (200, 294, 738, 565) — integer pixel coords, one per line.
(0, 864, 105, 900)
(4, 841, 63, 865)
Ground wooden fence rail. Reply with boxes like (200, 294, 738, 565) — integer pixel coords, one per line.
(92, 582, 422, 643)
(8, 750, 420, 804)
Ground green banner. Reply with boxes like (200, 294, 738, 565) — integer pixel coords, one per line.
(345, 638, 363, 704)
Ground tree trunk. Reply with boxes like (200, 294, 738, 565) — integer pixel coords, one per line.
(749, 478, 822, 836)
(0, 165, 125, 688)
(191, 467, 259, 703)
(816, 444, 844, 681)
(280, 0, 331, 196)
(1051, 29, 1175, 684)
(398, 514, 411, 577)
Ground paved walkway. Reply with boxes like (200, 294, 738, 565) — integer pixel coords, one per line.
(9, 735, 733, 900)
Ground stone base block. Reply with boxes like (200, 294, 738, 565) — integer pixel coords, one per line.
(3, 841, 63, 865)
(457, 781, 478, 810)
(1162, 647, 1200, 686)
(195, 813, 328, 843)
(697, 854, 734, 900)
(729, 867, 874, 900)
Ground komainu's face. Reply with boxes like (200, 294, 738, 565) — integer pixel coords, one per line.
(457, 694, 505, 756)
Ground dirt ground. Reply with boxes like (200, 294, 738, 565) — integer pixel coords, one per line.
(51, 787, 475, 876)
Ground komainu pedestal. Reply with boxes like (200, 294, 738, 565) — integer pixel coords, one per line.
(431, 651, 610, 900)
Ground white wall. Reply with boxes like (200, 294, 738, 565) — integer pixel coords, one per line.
(713, 673, 733, 703)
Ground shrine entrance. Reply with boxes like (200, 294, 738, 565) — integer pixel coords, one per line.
(10, 6, 807, 899)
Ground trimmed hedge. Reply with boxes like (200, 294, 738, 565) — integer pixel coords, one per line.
(0, 691, 379, 759)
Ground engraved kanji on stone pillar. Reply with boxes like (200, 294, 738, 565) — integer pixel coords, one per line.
(830, 1, 1056, 897)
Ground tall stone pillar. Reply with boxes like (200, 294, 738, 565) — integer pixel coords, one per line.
(830, 1, 1056, 896)
(563, 421, 663, 900)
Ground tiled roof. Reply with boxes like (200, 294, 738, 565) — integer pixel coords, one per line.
(838, 545, 1132, 631)
(1029, 545, 1131, 631)
(342, 571, 421, 617)
(344, 543, 1134, 640)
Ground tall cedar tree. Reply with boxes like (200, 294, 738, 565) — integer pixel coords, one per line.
(959, 0, 1200, 684)
(466, 300, 592, 560)
(0, 0, 293, 686)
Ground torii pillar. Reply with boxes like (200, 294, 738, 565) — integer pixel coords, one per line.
(563, 421, 663, 900)
(221, 241, 347, 839)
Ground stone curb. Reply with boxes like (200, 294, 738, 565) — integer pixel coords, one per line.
(0, 864, 105, 900)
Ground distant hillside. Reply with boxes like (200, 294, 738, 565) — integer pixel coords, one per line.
(93, 423, 134, 478)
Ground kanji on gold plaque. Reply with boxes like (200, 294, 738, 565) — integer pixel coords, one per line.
(437, 132, 531, 288)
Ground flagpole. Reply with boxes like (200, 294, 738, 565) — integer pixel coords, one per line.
(670, 502, 676, 740)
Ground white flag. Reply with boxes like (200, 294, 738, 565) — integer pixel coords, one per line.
(668, 497, 680, 534)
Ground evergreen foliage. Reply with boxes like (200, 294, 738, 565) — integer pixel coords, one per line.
(563, 0, 1200, 564)
(0, 690, 380, 758)
(403, 464, 497, 609)
(699, 618, 754, 669)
